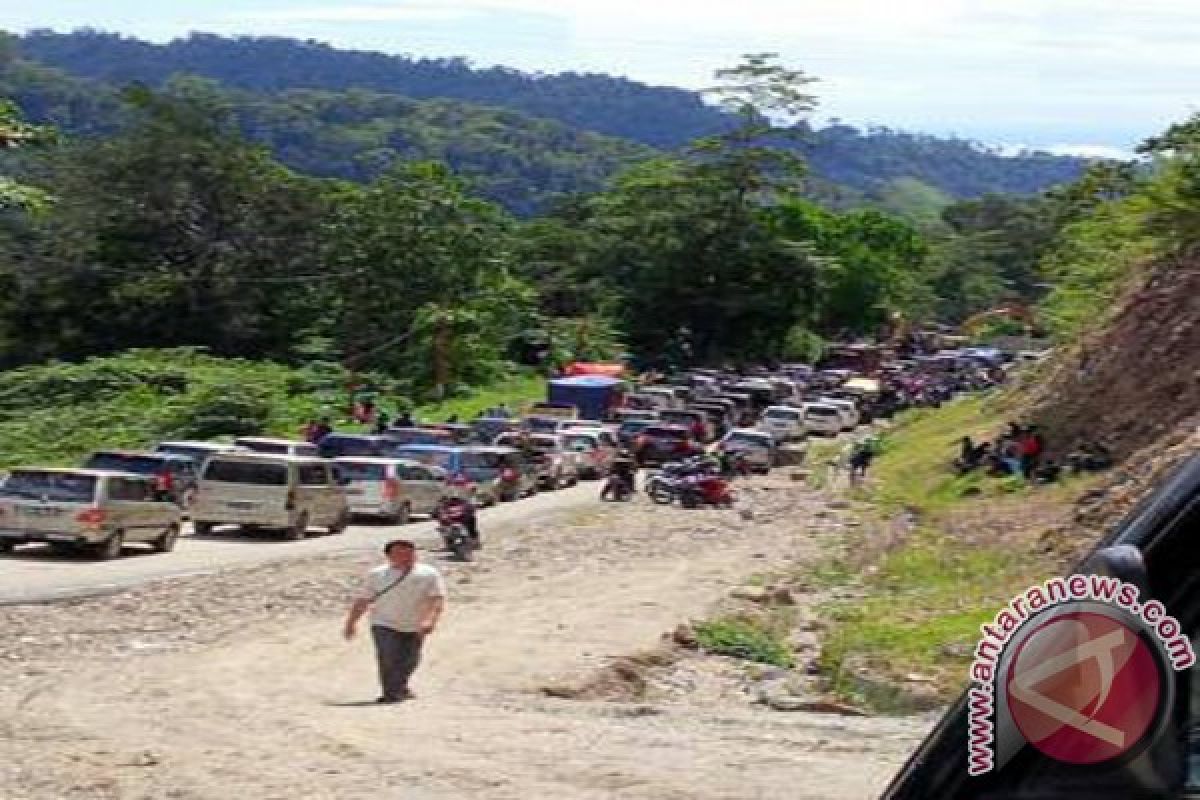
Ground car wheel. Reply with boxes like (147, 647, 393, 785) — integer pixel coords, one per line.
(153, 522, 181, 553)
(193, 521, 214, 537)
(284, 512, 309, 541)
(93, 530, 124, 561)
(328, 509, 349, 535)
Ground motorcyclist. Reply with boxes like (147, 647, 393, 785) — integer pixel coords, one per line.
(436, 493, 481, 549)
(603, 448, 638, 499)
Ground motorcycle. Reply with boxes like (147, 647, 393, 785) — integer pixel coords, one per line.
(644, 456, 722, 504)
(677, 473, 736, 509)
(437, 501, 477, 562)
(601, 471, 635, 501)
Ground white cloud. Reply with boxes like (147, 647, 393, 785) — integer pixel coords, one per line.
(1043, 144, 1137, 160)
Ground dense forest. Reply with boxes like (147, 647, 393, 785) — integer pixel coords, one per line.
(7, 30, 1090, 208)
(4, 45, 1191, 405)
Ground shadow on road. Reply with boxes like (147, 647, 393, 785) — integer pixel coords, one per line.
(0, 543, 161, 564)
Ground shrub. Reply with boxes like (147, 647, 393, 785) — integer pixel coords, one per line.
(693, 615, 795, 668)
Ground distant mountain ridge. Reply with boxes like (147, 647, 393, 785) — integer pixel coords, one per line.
(4, 29, 1092, 210)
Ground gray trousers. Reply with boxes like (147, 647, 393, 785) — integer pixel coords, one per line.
(371, 625, 424, 699)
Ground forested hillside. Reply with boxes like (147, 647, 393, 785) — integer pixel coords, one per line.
(4, 48, 1186, 408)
(0, 56, 653, 215)
(8, 30, 1091, 204)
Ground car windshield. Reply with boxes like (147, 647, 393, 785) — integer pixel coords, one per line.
(765, 409, 801, 421)
(620, 421, 653, 433)
(463, 452, 506, 470)
(807, 407, 839, 417)
(236, 440, 290, 455)
(645, 427, 687, 440)
(0, 471, 98, 502)
(563, 434, 596, 450)
(84, 453, 166, 474)
(728, 433, 770, 447)
(393, 448, 456, 470)
(336, 462, 388, 481)
(524, 418, 560, 433)
(321, 437, 387, 457)
(661, 412, 699, 425)
(387, 429, 450, 446)
(203, 460, 288, 485)
(156, 444, 219, 463)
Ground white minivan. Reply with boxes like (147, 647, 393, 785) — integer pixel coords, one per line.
(815, 396, 861, 431)
(758, 405, 807, 442)
(192, 453, 348, 540)
(333, 457, 450, 524)
(801, 403, 844, 437)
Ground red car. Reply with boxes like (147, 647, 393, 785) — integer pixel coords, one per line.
(634, 424, 702, 466)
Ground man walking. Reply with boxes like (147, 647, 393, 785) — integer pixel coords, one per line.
(343, 539, 446, 704)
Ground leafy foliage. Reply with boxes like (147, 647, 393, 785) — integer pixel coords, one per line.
(0, 349, 343, 468)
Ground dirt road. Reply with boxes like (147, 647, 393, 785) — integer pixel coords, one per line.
(0, 484, 597, 605)
(0, 479, 931, 799)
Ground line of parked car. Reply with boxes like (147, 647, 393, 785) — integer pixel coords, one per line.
(0, 360, 898, 562)
(0, 415, 627, 561)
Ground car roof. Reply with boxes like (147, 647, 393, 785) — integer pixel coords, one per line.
(9, 466, 151, 480)
(156, 441, 234, 449)
(727, 428, 772, 437)
(332, 457, 436, 467)
(88, 449, 189, 462)
(462, 445, 519, 454)
(234, 437, 311, 446)
(206, 452, 328, 464)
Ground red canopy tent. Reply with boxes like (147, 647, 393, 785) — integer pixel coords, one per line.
(563, 362, 627, 378)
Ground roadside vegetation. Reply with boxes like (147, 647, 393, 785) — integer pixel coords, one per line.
(814, 394, 1101, 709)
(0, 348, 545, 469)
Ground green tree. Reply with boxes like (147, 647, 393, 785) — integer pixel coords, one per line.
(322, 161, 536, 395)
(1, 80, 329, 366)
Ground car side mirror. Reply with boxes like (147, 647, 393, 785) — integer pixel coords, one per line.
(1083, 544, 1150, 596)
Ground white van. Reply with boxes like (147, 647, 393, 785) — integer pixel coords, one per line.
(333, 457, 449, 523)
(192, 453, 348, 540)
(758, 405, 807, 442)
(0, 468, 183, 559)
(801, 403, 843, 436)
(816, 396, 861, 431)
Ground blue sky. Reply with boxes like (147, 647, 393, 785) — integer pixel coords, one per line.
(4, 0, 1199, 157)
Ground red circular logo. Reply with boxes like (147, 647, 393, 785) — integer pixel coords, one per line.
(1006, 610, 1162, 765)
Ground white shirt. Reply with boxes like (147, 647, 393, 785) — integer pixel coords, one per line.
(363, 563, 446, 633)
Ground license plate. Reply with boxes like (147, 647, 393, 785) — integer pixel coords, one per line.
(27, 507, 64, 517)
(345, 488, 364, 496)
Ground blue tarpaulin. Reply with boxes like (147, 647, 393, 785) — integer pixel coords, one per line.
(547, 376, 625, 420)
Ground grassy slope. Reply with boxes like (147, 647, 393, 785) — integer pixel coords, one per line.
(817, 394, 1098, 708)
(0, 349, 546, 469)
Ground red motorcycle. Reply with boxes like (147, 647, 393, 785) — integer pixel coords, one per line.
(677, 474, 736, 509)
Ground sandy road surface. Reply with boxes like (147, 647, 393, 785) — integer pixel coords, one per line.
(0, 484, 598, 605)
(0, 479, 931, 799)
